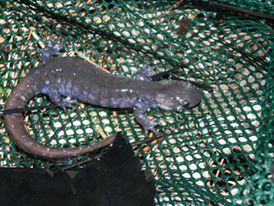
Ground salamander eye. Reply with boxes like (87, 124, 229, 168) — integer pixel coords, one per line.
(182, 100, 190, 108)
(186, 81, 193, 88)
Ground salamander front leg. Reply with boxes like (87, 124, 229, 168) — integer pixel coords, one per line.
(134, 105, 159, 136)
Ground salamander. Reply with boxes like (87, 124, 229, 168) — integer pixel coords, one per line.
(4, 57, 202, 160)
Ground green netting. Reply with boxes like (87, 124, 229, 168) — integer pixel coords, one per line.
(0, 0, 273, 205)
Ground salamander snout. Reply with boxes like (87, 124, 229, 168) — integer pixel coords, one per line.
(172, 90, 201, 112)
(155, 81, 202, 111)
(179, 82, 202, 109)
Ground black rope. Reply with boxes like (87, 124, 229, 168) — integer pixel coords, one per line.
(0, 104, 58, 118)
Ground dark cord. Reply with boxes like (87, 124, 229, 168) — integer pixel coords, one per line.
(0, 104, 58, 118)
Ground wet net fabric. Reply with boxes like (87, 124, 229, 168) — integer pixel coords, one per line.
(0, 1, 273, 205)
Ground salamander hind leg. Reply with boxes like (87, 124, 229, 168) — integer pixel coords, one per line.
(135, 66, 157, 81)
(46, 90, 79, 109)
(41, 40, 63, 63)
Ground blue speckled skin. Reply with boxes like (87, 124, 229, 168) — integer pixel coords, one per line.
(4, 57, 202, 159)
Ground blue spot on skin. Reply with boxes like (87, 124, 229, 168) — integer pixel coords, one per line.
(41, 86, 51, 94)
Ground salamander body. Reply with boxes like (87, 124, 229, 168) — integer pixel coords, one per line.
(4, 57, 202, 159)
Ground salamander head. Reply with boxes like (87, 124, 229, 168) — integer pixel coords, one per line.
(155, 80, 202, 111)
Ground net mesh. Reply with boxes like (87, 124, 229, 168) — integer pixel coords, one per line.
(0, 0, 273, 205)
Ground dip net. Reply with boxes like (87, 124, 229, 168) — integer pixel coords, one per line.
(0, 1, 273, 205)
